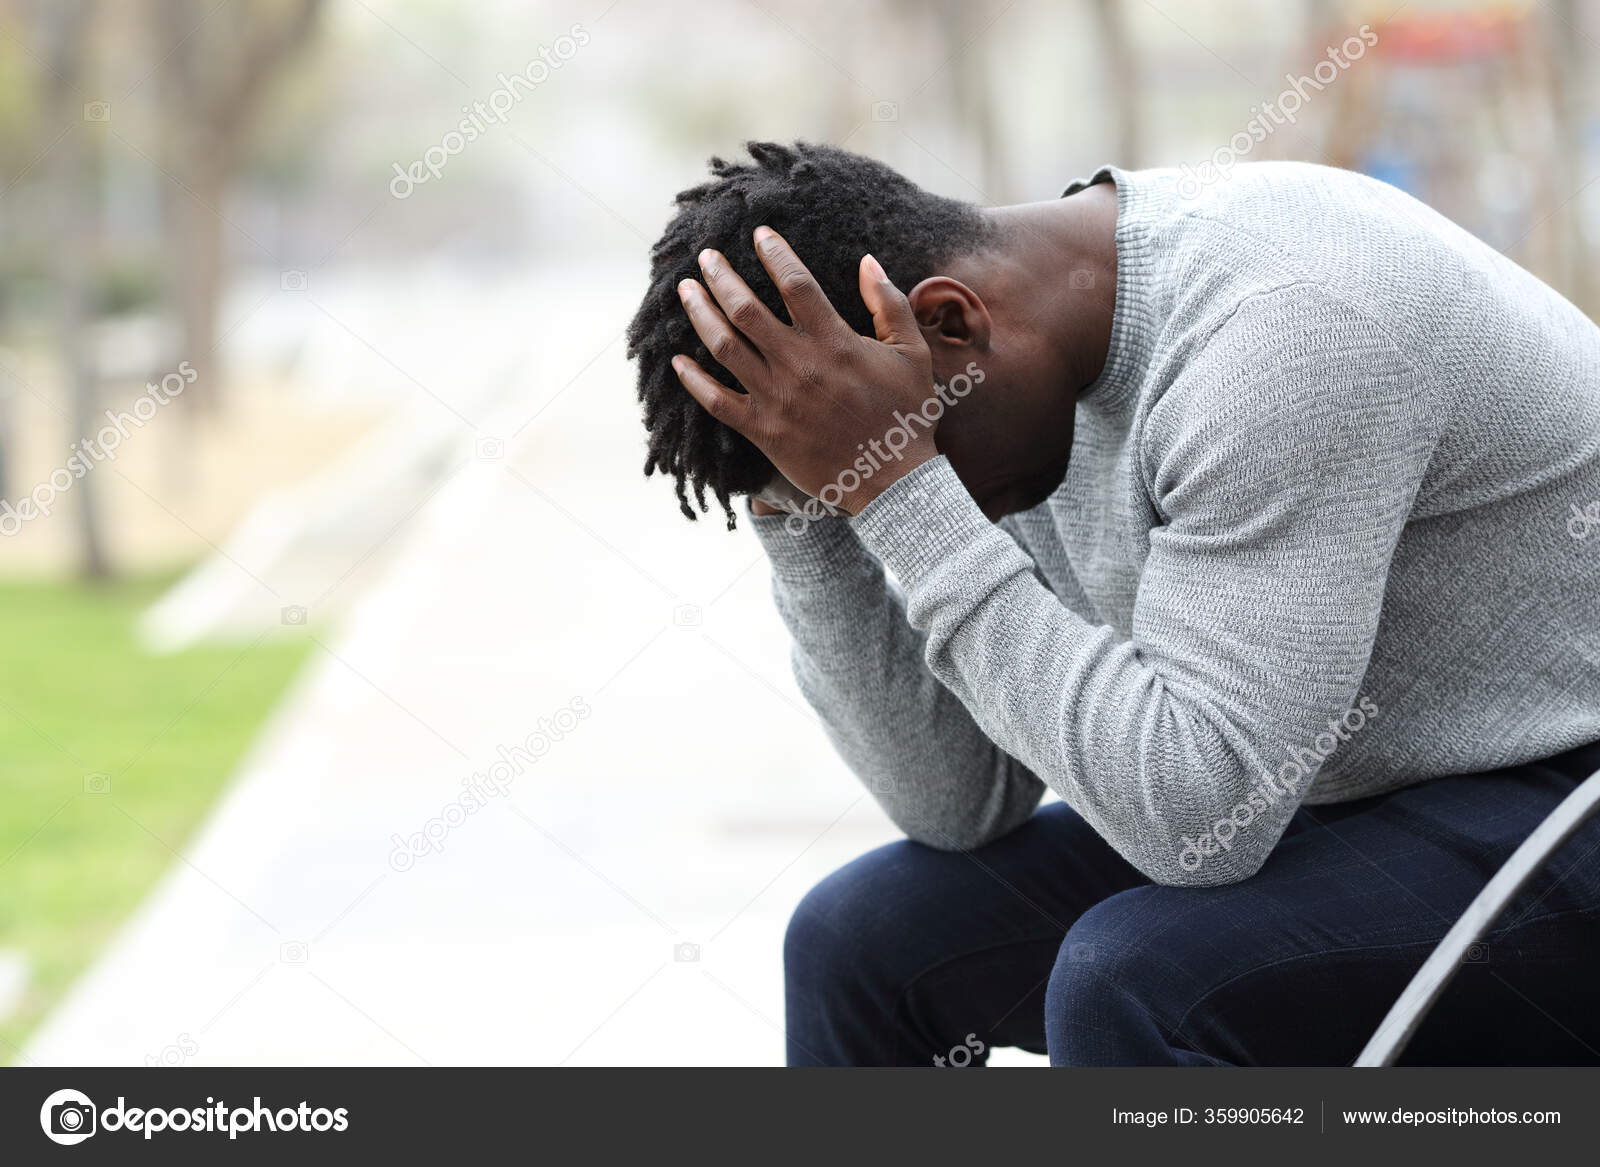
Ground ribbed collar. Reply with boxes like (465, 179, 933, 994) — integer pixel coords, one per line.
(1062, 164, 1166, 419)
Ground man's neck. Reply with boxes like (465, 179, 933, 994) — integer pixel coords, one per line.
(977, 182, 1120, 396)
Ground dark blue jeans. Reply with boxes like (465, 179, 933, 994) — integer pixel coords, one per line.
(785, 740, 1600, 1066)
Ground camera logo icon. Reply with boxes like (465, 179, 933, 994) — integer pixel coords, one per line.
(82, 101, 110, 122)
(280, 940, 309, 964)
(1462, 942, 1490, 964)
(871, 100, 898, 122)
(84, 772, 111, 794)
(280, 269, 308, 292)
(1569, 501, 1600, 541)
(475, 437, 504, 460)
(1068, 269, 1095, 290)
(281, 604, 308, 626)
(40, 1088, 96, 1146)
(673, 942, 700, 963)
(672, 603, 702, 628)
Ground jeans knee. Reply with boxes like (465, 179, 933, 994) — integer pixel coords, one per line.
(784, 843, 907, 993)
(783, 877, 845, 990)
(1044, 891, 1172, 1064)
(1045, 923, 1127, 1036)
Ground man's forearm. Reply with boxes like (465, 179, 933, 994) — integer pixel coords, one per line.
(751, 510, 1043, 849)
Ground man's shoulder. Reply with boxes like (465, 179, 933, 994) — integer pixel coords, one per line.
(1165, 159, 1393, 218)
(1140, 281, 1430, 474)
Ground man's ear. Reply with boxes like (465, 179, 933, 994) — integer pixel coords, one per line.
(906, 276, 990, 349)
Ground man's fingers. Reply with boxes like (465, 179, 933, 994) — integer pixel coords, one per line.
(679, 279, 765, 384)
(753, 226, 846, 335)
(672, 354, 756, 435)
(859, 253, 920, 348)
(698, 248, 783, 349)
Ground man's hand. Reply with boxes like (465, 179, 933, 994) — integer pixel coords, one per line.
(672, 227, 941, 516)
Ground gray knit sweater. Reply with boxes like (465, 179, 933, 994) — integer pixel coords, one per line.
(751, 162, 1600, 887)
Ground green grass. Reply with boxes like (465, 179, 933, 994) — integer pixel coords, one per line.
(0, 572, 312, 1061)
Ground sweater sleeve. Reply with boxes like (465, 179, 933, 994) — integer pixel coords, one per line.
(851, 288, 1436, 886)
(750, 508, 1044, 849)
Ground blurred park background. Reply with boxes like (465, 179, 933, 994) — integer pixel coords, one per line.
(0, 0, 1596, 1065)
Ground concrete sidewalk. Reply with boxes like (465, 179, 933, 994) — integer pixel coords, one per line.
(23, 276, 904, 1066)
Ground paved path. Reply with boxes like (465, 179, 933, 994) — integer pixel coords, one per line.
(24, 271, 912, 1066)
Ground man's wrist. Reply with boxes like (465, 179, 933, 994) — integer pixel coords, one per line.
(850, 454, 1011, 592)
(749, 503, 875, 587)
(841, 442, 939, 515)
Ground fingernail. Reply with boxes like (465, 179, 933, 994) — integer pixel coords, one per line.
(677, 279, 696, 301)
(698, 249, 717, 270)
(754, 226, 776, 246)
(863, 253, 887, 282)
(671, 355, 685, 375)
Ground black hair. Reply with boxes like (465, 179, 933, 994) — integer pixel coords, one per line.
(626, 140, 993, 528)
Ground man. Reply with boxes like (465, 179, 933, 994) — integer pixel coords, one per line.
(626, 141, 1600, 1065)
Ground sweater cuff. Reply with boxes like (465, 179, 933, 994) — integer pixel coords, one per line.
(851, 456, 1003, 588)
(749, 504, 877, 587)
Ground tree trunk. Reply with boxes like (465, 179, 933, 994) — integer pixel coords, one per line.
(0, 350, 14, 500)
(53, 122, 111, 579)
(167, 144, 229, 414)
(153, 0, 324, 416)
(945, 0, 1009, 202)
(37, 0, 110, 578)
(1544, 0, 1590, 313)
(1089, 0, 1142, 166)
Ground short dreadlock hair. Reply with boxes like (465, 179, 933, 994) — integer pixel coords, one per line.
(627, 141, 995, 528)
